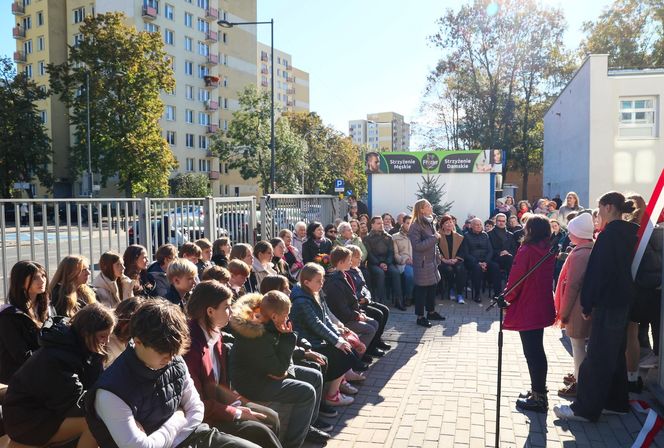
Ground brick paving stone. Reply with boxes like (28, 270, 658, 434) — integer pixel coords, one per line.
(300, 297, 664, 447)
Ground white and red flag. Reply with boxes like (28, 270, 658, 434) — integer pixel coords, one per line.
(632, 169, 664, 280)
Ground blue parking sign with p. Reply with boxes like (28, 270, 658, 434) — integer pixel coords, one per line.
(334, 179, 345, 192)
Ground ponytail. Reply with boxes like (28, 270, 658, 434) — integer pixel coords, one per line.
(598, 191, 636, 216)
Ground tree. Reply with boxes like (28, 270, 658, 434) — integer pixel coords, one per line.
(0, 56, 52, 198)
(580, 0, 664, 68)
(170, 173, 211, 198)
(48, 12, 177, 197)
(412, 174, 454, 216)
(211, 86, 306, 194)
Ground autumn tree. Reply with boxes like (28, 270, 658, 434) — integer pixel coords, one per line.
(0, 56, 52, 198)
(48, 12, 177, 197)
(170, 173, 211, 197)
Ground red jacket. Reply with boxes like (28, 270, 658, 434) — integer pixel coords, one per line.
(503, 241, 555, 332)
(183, 320, 243, 423)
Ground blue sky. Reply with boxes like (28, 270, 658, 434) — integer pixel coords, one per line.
(2, 0, 612, 140)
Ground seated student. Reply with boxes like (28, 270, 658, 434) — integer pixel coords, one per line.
(269, 238, 297, 286)
(252, 241, 278, 291)
(227, 260, 251, 302)
(230, 244, 258, 294)
(184, 282, 282, 448)
(105, 297, 144, 368)
(123, 245, 155, 297)
(323, 247, 381, 358)
(164, 259, 198, 308)
(438, 215, 468, 304)
(488, 213, 517, 278)
(200, 265, 231, 284)
(50, 255, 97, 317)
(290, 264, 356, 408)
(346, 245, 391, 352)
(363, 216, 404, 309)
(211, 237, 231, 268)
(179, 242, 203, 268)
(4, 304, 115, 448)
(301, 222, 333, 265)
(93, 251, 133, 308)
(147, 244, 178, 298)
(194, 238, 214, 278)
(484, 219, 495, 233)
(87, 300, 257, 448)
(230, 292, 330, 447)
(464, 218, 502, 302)
(0, 261, 50, 384)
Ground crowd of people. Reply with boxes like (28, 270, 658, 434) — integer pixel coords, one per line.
(0, 189, 661, 447)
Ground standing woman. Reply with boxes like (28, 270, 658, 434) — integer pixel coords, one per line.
(503, 215, 555, 413)
(408, 199, 445, 328)
(554, 192, 638, 422)
(558, 192, 582, 223)
(50, 255, 96, 318)
(0, 261, 50, 384)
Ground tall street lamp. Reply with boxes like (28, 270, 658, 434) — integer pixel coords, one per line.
(218, 18, 275, 194)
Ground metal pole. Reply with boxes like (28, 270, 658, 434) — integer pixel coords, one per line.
(86, 71, 93, 198)
(269, 19, 275, 194)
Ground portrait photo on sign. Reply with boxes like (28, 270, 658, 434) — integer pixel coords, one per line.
(366, 152, 383, 174)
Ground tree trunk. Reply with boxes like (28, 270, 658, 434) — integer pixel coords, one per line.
(521, 168, 529, 201)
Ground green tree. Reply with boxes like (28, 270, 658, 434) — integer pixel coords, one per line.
(170, 173, 211, 197)
(412, 175, 454, 216)
(48, 12, 177, 197)
(580, 0, 664, 68)
(211, 86, 306, 194)
(0, 56, 52, 198)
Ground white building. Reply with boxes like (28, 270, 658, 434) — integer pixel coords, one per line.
(544, 54, 664, 206)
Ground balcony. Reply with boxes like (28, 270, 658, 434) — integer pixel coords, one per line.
(205, 100, 218, 111)
(208, 170, 220, 180)
(203, 75, 219, 88)
(13, 51, 26, 63)
(142, 5, 158, 20)
(206, 124, 219, 134)
(205, 7, 218, 20)
(261, 79, 268, 87)
(11, 2, 25, 15)
(286, 65, 292, 71)
(260, 52, 268, 62)
(287, 76, 295, 83)
(12, 26, 25, 39)
(205, 54, 218, 65)
(205, 30, 218, 43)
(287, 101, 294, 107)
(261, 67, 269, 75)
(287, 88, 295, 95)
(206, 149, 215, 157)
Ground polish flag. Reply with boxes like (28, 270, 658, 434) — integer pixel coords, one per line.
(631, 408, 664, 448)
(631, 169, 664, 280)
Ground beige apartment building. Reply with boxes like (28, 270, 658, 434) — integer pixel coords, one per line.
(12, 0, 260, 197)
(349, 111, 410, 152)
(256, 42, 309, 114)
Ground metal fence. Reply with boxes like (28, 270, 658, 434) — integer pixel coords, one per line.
(1, 195, 344, 298)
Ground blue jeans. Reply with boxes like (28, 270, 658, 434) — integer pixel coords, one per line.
(402, 265, 414, 300)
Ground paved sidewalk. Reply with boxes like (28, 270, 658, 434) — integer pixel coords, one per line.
(314, 295, 664, 448)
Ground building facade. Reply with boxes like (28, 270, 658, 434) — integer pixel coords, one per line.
(256, 42, 309, 114)
(544, 54, 664, 206)
(349, 111, 410, 151)
(12, 0, 261, 197)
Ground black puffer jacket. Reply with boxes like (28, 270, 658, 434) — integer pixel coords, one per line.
(464, 231, 494, 264)
(302, 238, 333, 264)
(636, 225, 663, 289)
(0, 305, 41, 384)
(3, 317, 104, 445)
(363, 231, 395, 266)
(323, 271, 361, 324)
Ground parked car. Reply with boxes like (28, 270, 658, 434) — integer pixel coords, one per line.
(218, 211, 250, 242)
(128, 218, 189, 248)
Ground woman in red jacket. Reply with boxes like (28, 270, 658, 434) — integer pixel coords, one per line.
(503, 215, 555, 413)
(183, 280, 282, 448)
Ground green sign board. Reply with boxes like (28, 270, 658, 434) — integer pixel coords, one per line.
(365, 150, 503, 174)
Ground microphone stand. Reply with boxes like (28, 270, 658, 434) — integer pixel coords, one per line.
(486, 240, 561, 448)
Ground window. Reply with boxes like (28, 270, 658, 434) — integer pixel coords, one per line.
(73, 7, 85, 24)
(165, 105, 175, 121)
(198, 89, 209, 102)
(186, 158, 195, 171)
(164, 4, 174, 20)
(223, 98, 228, 109)
(164, 29, 174, 45)
(198, 64, 209, 78)
(24, 40, 32, 55)
(198, 112, 210, 125)
(619, 97, 658, 138)
(198, 136, 208, 150)
(222, 76, 228, 87)
(37, 11, 43, 26)
(22, 16, 32, 30)
(198, 41, 208, 56)
(38, 60, 45, 76)
(184, 12, 193, 27)
(185, 133, 194, 148)
(221, 32, 227, 44)
(197, 19, 208, 33)
(25, 64, 32, 79)
(197, 0, 209, 8)
(199, 159, 211, 172)
(184, 60, 193, 76)
(184, 36, 193, 51)
(73, 34, 84, 46)
(166, 131, 176, 145)
(145, 23, 159, 33)
(223, 119, 228, 131)
(185, 109, 193, 124)
(37, 36, 44, 51)
(185, 85, 193, 100)
(39, 110, 47, 124)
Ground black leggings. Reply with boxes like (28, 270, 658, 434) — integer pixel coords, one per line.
(519, 329, 547, 394)
(364, 302, 389, 341)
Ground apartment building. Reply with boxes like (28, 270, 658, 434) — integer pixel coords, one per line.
(256, 42, 309, 114)
(349, 111, 410, 151)
(12, 0, 260, 197)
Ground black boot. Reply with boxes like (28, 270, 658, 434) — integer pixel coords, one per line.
(516, 391, 548, 413)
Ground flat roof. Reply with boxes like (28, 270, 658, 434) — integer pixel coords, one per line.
(608, 68, 664, 76)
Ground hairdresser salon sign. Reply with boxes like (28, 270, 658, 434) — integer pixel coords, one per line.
(365, 150, 504, 175)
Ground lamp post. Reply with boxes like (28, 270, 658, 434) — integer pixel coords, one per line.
(85, 71, 93, 197)
(218, 18, 275, 194)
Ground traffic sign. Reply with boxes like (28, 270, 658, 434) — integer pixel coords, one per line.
(334, 179, 345, 193)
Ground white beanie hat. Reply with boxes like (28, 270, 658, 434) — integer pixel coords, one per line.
(567, 213, 594, 240)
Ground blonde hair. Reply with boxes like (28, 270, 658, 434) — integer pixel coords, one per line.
(345, 244, 362, 257)
(167, 258, 198, 281)
(50, 255, 96, 317)
(412, 199, 431, 222)
(261, 290, 291, 316)
(565, 191, 580, 208)
(194, 238, 212, 251)
(299, 263, 325, 297)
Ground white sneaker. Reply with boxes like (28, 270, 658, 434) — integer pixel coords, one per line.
(325, 391, 354, 407)
(553, 404, 590, 422)
(340, 381, 358, 395)
(639, 353, 659, 369)
(457, 295, 465, 304)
